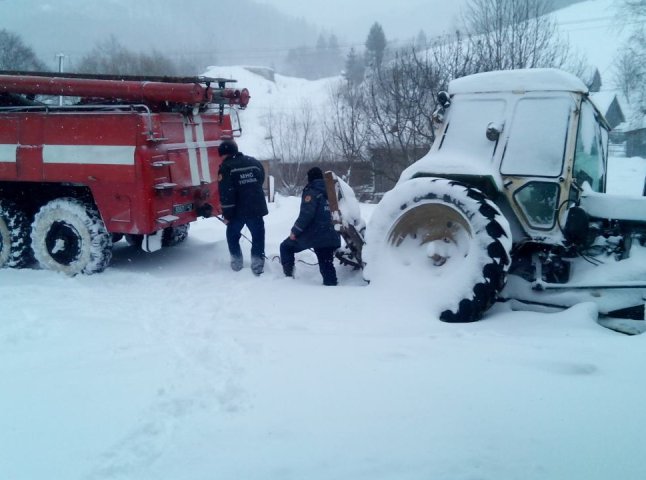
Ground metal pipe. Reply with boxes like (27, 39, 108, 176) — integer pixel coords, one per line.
(0, 74, 210, 104)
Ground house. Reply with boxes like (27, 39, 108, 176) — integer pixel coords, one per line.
(625, 116, 646, 158)
(590, 91, 626, 131)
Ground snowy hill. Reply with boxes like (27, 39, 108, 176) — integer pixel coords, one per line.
(554, 0, 627, 87)
(204, 65, 339, 159)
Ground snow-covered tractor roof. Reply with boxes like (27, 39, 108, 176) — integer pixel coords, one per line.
(449, 68, 588, 95)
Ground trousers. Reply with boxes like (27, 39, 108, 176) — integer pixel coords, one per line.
(226, 217, 265, 260)
(280, 238, 337, 286)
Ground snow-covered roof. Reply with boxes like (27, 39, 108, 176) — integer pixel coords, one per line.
(590, 91, 618, 112)
(449, 68, 588, 95)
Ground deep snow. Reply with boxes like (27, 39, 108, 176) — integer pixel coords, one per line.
(2, 157, 646, 479)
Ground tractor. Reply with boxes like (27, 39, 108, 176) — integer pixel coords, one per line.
(331, 68, 646, 334)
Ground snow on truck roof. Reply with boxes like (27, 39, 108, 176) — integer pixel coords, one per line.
(449, 68, 588, 95)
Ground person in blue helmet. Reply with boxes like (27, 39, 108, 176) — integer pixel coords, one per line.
(217, 139, 268, 275)
(280, 167, 341, 285)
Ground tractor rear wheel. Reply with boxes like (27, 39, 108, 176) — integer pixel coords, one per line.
(31, 198, 113, 275)
(364, 177, 512, 322)
(0, 200, 32, 268)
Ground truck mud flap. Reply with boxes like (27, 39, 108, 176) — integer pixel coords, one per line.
(142, 231, 163, 253)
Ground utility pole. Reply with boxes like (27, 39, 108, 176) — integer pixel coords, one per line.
(56, 53, 65, 106)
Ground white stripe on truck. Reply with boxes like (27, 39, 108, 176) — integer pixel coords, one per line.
(0, 144, 18, 162)
(194, 116, 212, 183)
(183, 122, 201, 186)
(43, 145, 136, 165)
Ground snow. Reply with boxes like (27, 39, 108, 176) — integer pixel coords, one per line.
(3, 1, 646, 478)
(204, 65, 340, 159)
(3, 157, 646, 479)
(449, 68, 588, 94)
(553, 0, 628, 86)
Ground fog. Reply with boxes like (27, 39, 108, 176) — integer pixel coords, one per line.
(0, 0, 607, 74)
(257, 0, 466, 43)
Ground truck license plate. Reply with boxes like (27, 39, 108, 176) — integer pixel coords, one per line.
(173, 202, 194, 214)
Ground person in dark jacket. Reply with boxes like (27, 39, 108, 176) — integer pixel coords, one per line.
(217, 140, 268, 275)
(280, 167, 341, 285)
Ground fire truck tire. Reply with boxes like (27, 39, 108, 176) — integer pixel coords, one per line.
(0, 200, 33, 268)
(161, 224, 190, 247)
(125, 234, 143, 248)
(364, 177, 512, 322)
(31, 198, 113, 275)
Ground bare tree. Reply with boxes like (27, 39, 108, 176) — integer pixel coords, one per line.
(326, 82, 370, 186)
(423, 31, 479, 81)
(463, 0, 575, 71)
(615, 1, 646, 117)
(328, 38, 470, 194)
(263, 101, 328, 195)
(362, 49, 437, 186)
(0, 29, 47, 71)
(618, 0, 646, 16)
(75, 35, 197, 76)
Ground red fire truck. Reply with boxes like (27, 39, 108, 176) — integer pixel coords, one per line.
(0, 71, 250, 274)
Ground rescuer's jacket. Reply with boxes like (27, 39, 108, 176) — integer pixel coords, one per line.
(218, 152, 268, 221)
(290, 178, 341, 249)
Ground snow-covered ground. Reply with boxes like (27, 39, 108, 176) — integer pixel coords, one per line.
(2, 156, 646, 480)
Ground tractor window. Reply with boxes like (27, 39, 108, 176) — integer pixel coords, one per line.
(513, 181, 560, 229)
(501, 97, 572, 177)
(438, 98, 506, 161)
(573, 99, 606, 192)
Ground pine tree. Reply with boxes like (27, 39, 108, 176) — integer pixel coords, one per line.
(415, 30, 428, 51)
(365, 22, 387, 69)
(344, 47, 365, 85)
(326, 34, 343, 76)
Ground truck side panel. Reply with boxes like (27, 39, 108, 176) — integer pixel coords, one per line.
(0, 109, 233, 235)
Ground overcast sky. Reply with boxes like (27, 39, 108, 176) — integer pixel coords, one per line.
(256, 0, 466, 45)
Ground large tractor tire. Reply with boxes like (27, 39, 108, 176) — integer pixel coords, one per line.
(31, 198, 113, 275)
(0, 200, 32, 268)
(364, 177, 512, 322)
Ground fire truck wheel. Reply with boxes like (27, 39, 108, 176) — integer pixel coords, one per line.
(161, 224, 190, 247)
(125, 234, 143, 248)
(364, 177, 512, 322)
(0, 200, 33, 268)
(31, 198, 113, 275)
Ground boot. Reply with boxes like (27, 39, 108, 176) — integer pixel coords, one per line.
(251, 256, 264, 276)
(230, 255, 243, 272)
(282, 263, 294, 277)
